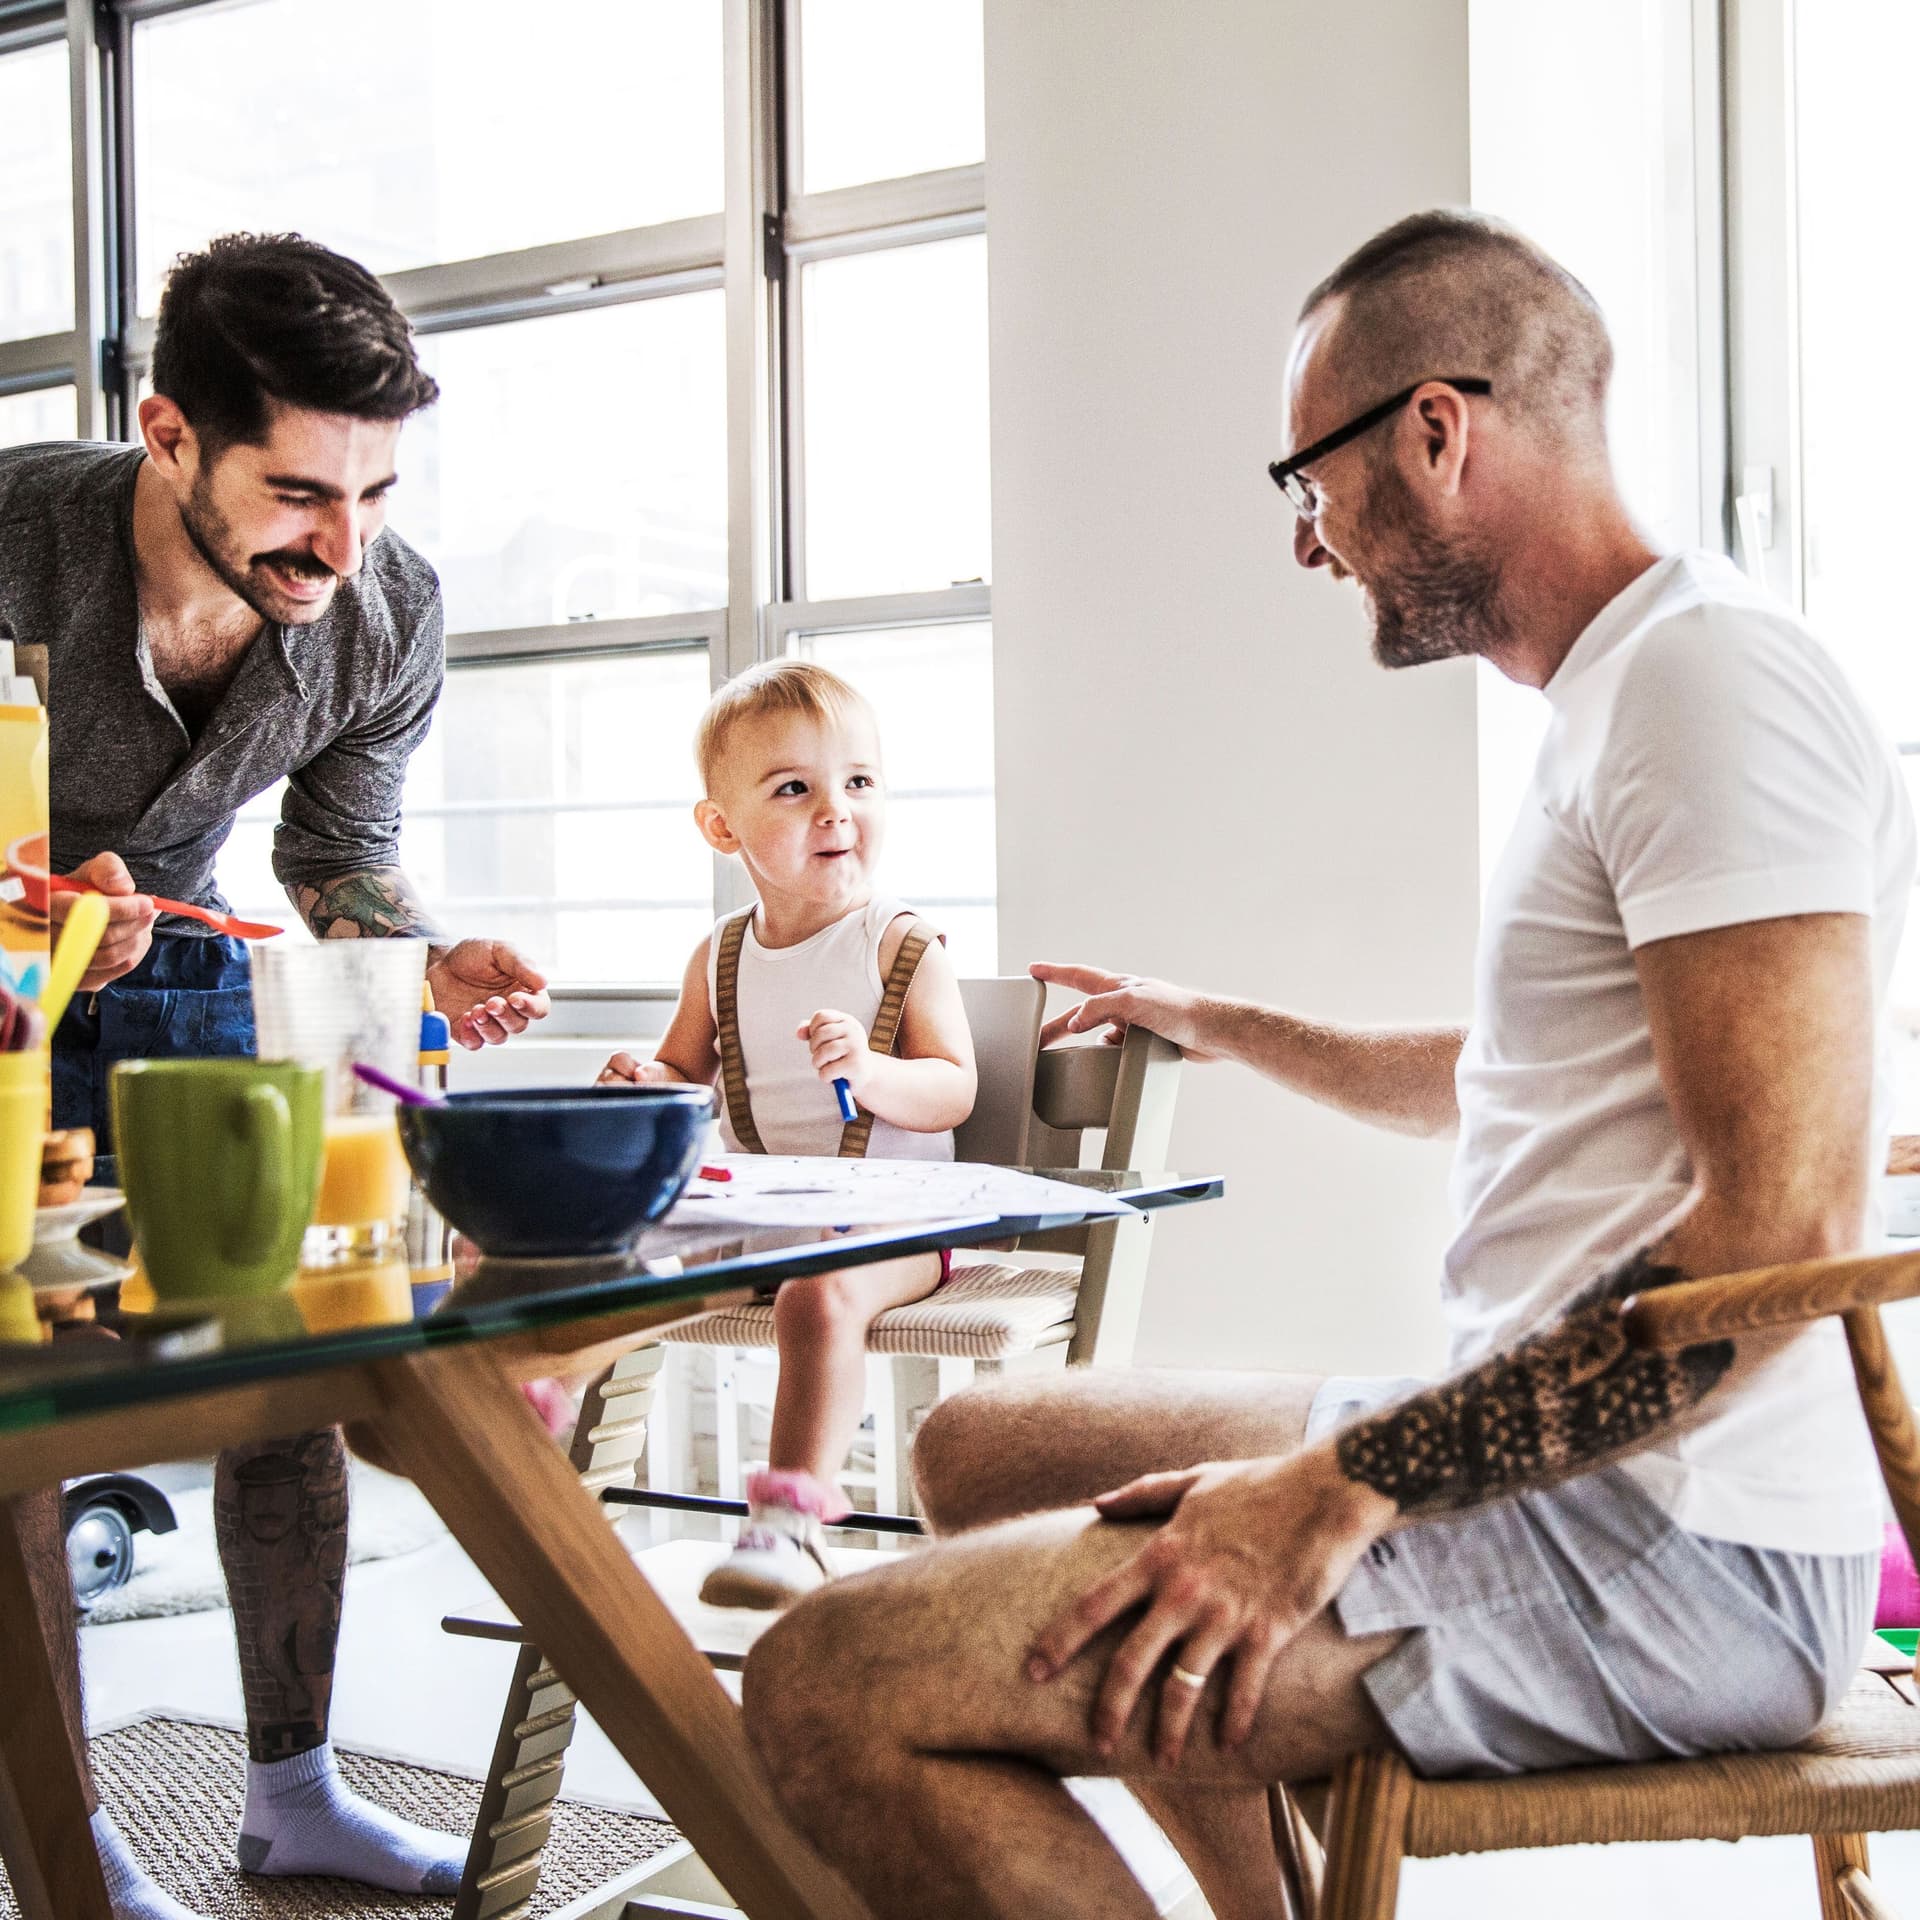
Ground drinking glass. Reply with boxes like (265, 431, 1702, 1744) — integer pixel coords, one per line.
(250, 940, 428, 1259)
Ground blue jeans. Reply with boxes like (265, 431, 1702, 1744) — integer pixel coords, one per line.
(53, 932, 255, 1153)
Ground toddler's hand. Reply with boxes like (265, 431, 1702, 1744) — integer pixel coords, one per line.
(798, 1009, 872, 1093)
(597, 1051, 671, 1086)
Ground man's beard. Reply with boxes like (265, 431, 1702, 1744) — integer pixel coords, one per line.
(1359, 457, 1513, 670)
(179, 469, 337, 624)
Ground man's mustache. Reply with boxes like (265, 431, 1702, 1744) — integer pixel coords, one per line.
(253, 550, 335, 583)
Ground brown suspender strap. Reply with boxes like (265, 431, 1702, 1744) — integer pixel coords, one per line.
(712, 906, 768, 1156)
(838, 917, 938, 1160)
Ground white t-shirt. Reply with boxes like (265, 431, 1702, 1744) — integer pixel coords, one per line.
(1449, 550, 1916, 1555)
(707, 895, 955, 1163)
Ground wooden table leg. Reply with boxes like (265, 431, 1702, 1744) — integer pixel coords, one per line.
(366, 1341, 873, 1920)
(0, 1490, 111, 1920)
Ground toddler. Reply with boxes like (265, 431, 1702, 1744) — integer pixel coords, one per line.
(599, 660, 976, 1607)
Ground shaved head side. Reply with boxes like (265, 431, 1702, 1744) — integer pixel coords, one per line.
(1301, 209, 1613, 456)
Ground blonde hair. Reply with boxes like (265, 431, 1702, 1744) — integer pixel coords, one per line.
(695, 659, 874, 793)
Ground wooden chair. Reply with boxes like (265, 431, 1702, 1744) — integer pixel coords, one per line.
(643, 977, 1184, 1519)
(1285, 1247, 1920, 1920)
(442, 997, 1185, 1918)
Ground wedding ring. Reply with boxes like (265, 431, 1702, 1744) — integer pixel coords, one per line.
(1169, 1664, 1208, 1690)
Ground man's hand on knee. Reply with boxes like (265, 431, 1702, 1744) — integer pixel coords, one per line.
(1025, 1448, 1392, 1768)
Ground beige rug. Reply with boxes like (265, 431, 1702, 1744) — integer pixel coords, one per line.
(0, 1715, 679, 1919)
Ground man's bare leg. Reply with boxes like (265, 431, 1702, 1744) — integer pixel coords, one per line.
(913, 1368, 1325, 1532)
(214, 1431, 461, 1892)
(912, 1368, 1328, 1917)
(744, 1504, 1394, 1920)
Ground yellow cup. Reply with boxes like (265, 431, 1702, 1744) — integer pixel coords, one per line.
(0, 1053, 47, 1272)
(0, 1271, 40, 1344)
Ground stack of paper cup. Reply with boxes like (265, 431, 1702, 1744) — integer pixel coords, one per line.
(250, 940, 429, 1114)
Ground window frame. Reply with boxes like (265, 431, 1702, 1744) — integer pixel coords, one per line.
(5, 0, 993, 1008)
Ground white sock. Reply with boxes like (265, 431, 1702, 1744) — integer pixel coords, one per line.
(92, 1807, 208, 1920)
(236, 1742, 464, 1894)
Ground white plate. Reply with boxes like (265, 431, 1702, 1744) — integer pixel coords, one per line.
(34, 1188, 126, 1245)
(21, 1237, 132, 1294)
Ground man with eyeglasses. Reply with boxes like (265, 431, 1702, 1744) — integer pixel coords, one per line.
(741, 209, 1914, 1918)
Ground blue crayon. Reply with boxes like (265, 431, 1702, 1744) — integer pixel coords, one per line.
(833, 1077, 858, 1124)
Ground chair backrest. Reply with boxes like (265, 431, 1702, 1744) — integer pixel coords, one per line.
(954, 977, 1046, 1165)
(950, 979, 1184, 1177)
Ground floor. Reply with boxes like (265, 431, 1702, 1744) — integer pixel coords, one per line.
(77, 1487, 1920, 1918)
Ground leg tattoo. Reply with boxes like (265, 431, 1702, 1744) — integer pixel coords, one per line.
(215, 1430, 350, 1763)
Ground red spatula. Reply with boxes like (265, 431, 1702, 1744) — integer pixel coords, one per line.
(47, 872, 284, 940)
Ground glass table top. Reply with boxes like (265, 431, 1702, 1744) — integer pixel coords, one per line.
(0, 1170, 1221, 1432)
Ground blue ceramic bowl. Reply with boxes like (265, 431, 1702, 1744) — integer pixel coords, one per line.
(397, 1085, 713, 1258)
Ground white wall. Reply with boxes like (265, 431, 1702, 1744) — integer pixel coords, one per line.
(984, 0, 1478, 1376)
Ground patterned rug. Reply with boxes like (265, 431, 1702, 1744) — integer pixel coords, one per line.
(0, 1715, 679, 1918)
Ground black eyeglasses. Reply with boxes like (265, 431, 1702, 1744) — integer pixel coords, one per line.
(1268, 376, 1492, 518)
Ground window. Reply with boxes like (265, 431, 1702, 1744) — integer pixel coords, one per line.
(775, 0, 993, 971)
(0, 35, 72, 343)
(0, 384, 74, 449)
(30, 0, 993, 992)
(0, 24, 77, 439)
(796, 0, 984, 194)
(408, 296, 728, 635)
(131, 0, 724, 310)
(1726, 0, 1920, 1022)
(1468, 0, 1721, 889)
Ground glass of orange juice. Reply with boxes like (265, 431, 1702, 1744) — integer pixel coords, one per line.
(251, 940, 428, 1261)
(313, 1111, 411, 1232)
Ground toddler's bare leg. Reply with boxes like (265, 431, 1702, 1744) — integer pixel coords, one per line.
(766, 1252, 943, 1492)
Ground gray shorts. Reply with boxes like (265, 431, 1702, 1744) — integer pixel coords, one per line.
(1307, 1376, 1878, 1780)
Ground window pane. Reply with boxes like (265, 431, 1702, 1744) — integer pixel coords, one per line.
(0, 42, 73, 342)
(1467, 3, 1706, 894)
(801, 237, 990, 601)
(405, 296, 727, 634)
(1795, 8, 1920, 733)
(220, 648, 715, 984)
(0, 385, 75, 449)
(799, 0, 983, 194)
(791, 623, 995, 975)
(134, 0, 722, 314)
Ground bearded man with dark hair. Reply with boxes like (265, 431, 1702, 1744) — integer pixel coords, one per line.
(0, 232, 549, 1917)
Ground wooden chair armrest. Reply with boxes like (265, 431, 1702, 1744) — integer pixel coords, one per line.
(1621, 1247, 1920, 1351)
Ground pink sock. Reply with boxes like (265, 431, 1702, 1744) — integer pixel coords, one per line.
(747, 1468, 848, 1524)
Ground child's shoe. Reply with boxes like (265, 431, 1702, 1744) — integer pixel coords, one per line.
(699, 1470, 837, 1610)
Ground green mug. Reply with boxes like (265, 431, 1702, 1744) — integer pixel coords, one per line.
(110, 1059, 325, 1301)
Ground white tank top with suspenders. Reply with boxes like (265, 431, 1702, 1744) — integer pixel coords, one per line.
(706, 896, 956, 1162)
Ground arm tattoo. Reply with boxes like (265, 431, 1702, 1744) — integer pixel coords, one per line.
(289, 865, 445, 947)
(1335, 1247, 1734, 1516)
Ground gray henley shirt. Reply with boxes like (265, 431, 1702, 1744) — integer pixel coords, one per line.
(0, 440, 444, 931)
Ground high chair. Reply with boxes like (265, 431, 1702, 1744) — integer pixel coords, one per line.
(1284, 1251, 1920, 1920)
(440, 987, 1185, 1919)
(641, 976, 1183, 1521)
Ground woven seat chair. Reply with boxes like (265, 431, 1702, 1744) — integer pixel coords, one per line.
(1283, 1250, 1920, 1920)
(641, 976, 1184, 1517)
